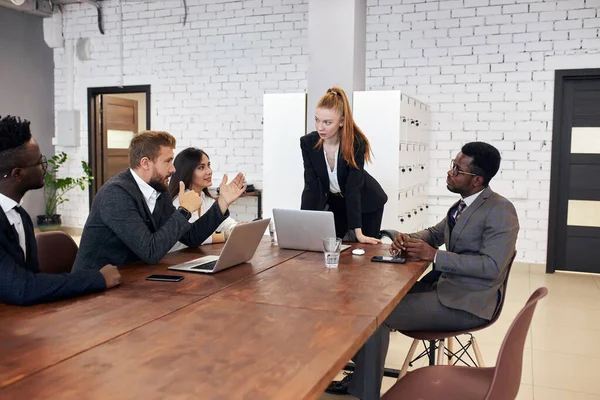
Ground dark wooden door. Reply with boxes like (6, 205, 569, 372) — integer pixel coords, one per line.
(102, 96, 138, 182)
(548, 70, 600, 274)
(91, 95, 138, 195)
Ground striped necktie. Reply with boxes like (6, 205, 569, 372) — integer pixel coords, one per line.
(455, 200, 466, 221)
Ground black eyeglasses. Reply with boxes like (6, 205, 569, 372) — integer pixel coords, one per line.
(2, 155, 47, 178)
(449, 159, 477, 177)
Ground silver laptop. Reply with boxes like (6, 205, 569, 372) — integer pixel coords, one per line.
(168, 218, 270, 274)
(272, 209, 351, 252)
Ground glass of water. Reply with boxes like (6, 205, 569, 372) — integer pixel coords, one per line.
(322, 237, 342, 268)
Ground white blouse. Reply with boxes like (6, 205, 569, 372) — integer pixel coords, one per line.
(323, 148, 341, 194)
(169, 190, 238, 252)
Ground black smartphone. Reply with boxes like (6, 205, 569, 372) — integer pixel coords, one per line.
(371, 256, 406, 264)
(146, 274, 185, 282)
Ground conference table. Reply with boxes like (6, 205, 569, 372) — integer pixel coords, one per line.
(0, 239, 429, 400)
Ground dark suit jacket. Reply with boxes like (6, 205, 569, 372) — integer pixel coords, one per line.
(0, 206, 105, 306)
(410, 186, 519, 320)
(73, 169, 228, 271)
(300, 131, 388, 230)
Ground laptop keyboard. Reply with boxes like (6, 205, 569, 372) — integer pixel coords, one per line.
(191, 260, 218, 271)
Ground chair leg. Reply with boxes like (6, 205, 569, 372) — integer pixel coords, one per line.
(428, 340, 436, 365)
(398, 339, 419, 380)
(436, 338, 445, 365)
(447, 337, 454, 365)
(471, 336, 485, 367)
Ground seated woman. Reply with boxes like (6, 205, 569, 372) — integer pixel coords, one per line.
(168, 147, 238, 252)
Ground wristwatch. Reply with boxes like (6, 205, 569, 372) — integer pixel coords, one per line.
(177, 206, 192, 220)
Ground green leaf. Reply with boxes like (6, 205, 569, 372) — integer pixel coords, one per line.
(43, 152, 94, 216)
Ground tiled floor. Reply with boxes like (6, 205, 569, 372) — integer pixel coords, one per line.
(319, 262, 600, 400)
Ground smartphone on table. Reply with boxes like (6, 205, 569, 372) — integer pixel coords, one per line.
(371, 256, 406, 264)
(146, 274, 185, 282)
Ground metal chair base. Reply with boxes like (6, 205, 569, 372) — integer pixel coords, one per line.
(408, 334, 481, 369)
(343, 362, 401, 379)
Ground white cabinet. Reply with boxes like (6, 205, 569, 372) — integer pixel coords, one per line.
(353, 90, 430, 232)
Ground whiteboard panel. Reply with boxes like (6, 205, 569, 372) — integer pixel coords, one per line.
(262, 93, 307, 221)
(353, 90, 402, 230)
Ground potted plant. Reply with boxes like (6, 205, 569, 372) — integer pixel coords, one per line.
(37, 152, 93, 231)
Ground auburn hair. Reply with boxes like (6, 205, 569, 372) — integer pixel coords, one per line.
(315, 87, 372, 169)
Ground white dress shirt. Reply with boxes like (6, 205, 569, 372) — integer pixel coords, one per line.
(0, 193, 27, 260)
(130, 168, 159, 213)
(323, 148, 341, 194)
(452, 189, 484, 220)
(434, 188, 485, 263)
(169, 190, 238, 251)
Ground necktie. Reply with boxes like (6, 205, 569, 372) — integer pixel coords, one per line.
(455, 200, 467, 221)
(13, 205, 30, 261)
(448, 200, 466, 233)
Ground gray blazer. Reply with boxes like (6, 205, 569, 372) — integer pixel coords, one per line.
(72, 170, 228, 271)
(410, 186, 519, 320)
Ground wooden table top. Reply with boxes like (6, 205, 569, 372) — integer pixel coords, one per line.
(0, 298, 376, 400)
(0, 287, 201, 389)
(118, 240, 303, 296)
(213, 245, 429, 323)
(0, 242, 428, 400)
(0, 240, 301, 389)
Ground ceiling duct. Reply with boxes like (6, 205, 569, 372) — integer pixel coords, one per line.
(0, 0, 104, 34)
(51, 0, 104, 34)
(0, 0, 53, 17)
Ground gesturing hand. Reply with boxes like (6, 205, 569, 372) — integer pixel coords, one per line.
(217, 173, 247, 213)
(178, 181, 201, 215)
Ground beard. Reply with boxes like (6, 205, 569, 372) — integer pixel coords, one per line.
(148, 171, 170, 193)
(23, 180, 44, 195)
(24, 171, 45, 193)
(446, 176, 459, 194)
(446, 184, 459, 193)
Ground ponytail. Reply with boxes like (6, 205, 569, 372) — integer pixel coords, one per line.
(315, 86, 372, 169)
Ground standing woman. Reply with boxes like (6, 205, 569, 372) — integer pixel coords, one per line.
(300, 87, 388, 244)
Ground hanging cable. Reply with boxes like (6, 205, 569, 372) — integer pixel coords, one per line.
(118, 0, 124, 87)
(80, 0, 104, 34)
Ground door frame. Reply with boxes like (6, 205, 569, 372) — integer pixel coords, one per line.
(547, 69, 600, 273)
(87, 85, 151, 207)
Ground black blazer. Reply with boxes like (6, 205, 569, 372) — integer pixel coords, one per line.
(72, 169, 229, 271)
(0, 206, 105, 306)
(300, 131, 388, 230)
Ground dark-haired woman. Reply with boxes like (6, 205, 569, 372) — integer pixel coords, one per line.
(168, 148, 238, 252)
(300, 86, 388, 244)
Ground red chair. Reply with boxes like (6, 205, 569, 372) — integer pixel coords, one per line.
(398, 251, 517, 376)
(36, 231, 78, 274)
(382, 287, 548, 400)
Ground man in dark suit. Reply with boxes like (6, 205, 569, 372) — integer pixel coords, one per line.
(327, 142, 519, 398)
(0, 115, 121, 305)
(72, 131, 247, 271)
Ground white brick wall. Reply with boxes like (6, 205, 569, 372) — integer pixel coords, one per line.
(55, 0, 308, 225)
(366, 0, 600, 263)
(56, 0, 600, 263)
